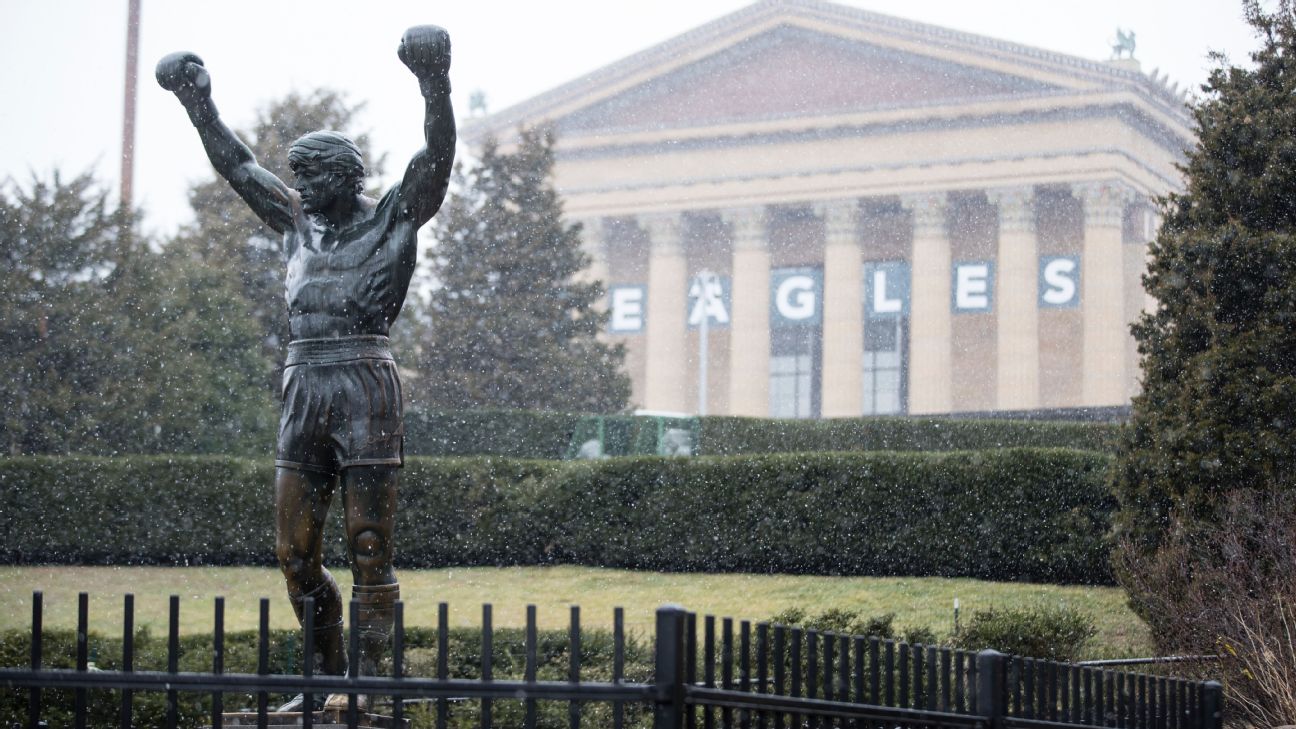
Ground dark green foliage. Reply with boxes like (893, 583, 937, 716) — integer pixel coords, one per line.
(0, 171, 274, 456)
(0, 625, 653, 728)
(902, 625, 940, 647)
(0, 170, 132, 454)
(103, 248, 277, 455)
(698, 416, 1117, 455)
(767, 607, 935, 642)
(951, 604, 1096, 662)
(401, 410, 1116, 459)
(0, 456, 272, 565)
(1110, 1, 1296, 682)
(417, 128, 631, 413)
(542, 449, 1114, 582)
(395, 457, 557, 567)
(404, 409, 579, 457)
(0, 449, 1114, 583)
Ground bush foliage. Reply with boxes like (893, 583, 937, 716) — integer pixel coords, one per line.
(0, 449, 1114, 583)
(416, 127, 632, 414)
(403, 409, 580, 458)
(951, 604, 1096, 662)
(767, 607, 937, 645)
(1108, 5, 1296, 722)
(400, 410, 1118, 459)
(697, 417, 1117, 456)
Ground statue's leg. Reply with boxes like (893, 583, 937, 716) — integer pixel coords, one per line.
(275, 465, 345, 712)
(324, 464, 399, 712)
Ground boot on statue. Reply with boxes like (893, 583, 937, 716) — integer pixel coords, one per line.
(325, 583, 399, 712)
(276, 572, 347, 713)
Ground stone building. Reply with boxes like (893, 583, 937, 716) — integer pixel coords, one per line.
(461, 0, 1193, 418)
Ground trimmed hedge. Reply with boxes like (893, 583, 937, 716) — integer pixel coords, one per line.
(696, 416, 1119, 455)
(0, 456, 556, 567)
(539, 450, 1115, 583)
(404, 410, 580, 458)
(0, 449, 1115, 583)
(400, 410, 1119, 458)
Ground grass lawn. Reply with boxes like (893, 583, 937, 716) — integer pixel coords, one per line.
(0, 565, 1150, 658)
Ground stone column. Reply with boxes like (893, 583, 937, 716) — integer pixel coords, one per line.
(901, 193, 952, 414)
(724, 206, 771, 417)
(1124, 200, 1155, 400)
(642, 212, 688, 412)
(987, 187, 1039, 410)
(573, 216, 610, 290)
(816, 200, 863, 418)
(1076, 182, 1134, 406)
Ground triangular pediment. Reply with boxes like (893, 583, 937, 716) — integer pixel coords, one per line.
(555, 24, 1059, 135)
(463, 0, 1185, 146)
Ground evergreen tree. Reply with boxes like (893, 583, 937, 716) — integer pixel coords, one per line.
(172, 89, 381, 373)
(0, 170, 132, 454)
(107, 246, 277, 454)
(419, 128, 630, 412)
(1112, 3, 1296, 717)
(0, 170, 273, 455)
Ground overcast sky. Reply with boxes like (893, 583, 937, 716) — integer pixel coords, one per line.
(0, 1, 1261, 236)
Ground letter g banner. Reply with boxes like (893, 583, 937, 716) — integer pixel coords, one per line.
(771, 267, 823, 327)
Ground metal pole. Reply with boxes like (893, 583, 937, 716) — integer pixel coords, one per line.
(120, 0, 141, 212)
(694, 270, 717, 416)
(698, 272, 709, 416)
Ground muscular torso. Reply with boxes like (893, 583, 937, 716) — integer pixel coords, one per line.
(283, 184, 418, 341)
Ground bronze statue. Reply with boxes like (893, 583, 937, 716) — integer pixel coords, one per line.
(157, 26, 456, 712)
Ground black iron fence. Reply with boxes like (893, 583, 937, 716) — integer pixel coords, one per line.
(1, 591, 1224, 729)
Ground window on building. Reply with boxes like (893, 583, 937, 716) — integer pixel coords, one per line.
(862, 261, 910, 415)
(769, 266, 823, 419)
(770, 326, 821, 418)
(863, 315, 908, 414)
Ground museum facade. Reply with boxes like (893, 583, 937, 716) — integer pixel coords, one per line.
(461, 0, 1194, 418)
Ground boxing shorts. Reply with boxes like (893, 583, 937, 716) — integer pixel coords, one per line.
(275, 335, 404, 475)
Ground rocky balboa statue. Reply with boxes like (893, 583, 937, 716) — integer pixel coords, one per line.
(156, 25, 455, 712)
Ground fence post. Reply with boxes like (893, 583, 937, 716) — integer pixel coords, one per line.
(655, 604, 687, 729)
(1202, 680, 1223, 729)
(977, 650, 1007, 729)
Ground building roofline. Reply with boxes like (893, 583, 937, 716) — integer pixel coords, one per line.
(462, 0, 1190, 145)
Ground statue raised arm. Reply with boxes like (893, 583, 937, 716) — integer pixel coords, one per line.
(156, 27, 457, 717)
(155, 51, 295, 234)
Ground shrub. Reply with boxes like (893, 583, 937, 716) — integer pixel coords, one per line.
(1108, 5, 1296, 723)
(404, 409, 581, 458)
(697, 416, 1117, 455)
(542, 449, 1115, 583)
(952, 604, 1096, 661)
(0, 449, 1115, 583)
(767, 608, 937, 644)
(396, 410, 1118, 459)
(1116, 489, 1296, 724)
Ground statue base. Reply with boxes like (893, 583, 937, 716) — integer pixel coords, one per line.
(216, 710, 409, 728)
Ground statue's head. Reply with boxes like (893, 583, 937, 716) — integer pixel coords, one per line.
(287, 131, 366, 214)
